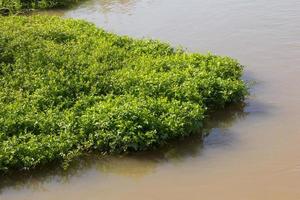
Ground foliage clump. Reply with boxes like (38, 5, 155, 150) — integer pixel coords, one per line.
(0, 0, 78, 14)
(0, 16, 247, 171)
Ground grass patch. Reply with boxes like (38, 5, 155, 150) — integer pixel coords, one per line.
(0, 15, 247, 171)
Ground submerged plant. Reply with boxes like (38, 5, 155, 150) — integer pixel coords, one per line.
(0, 15, 247, 171)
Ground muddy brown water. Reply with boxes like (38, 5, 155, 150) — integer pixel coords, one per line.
(1, 0, 300, 199)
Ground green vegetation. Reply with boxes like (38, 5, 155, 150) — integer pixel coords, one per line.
(0, 0, 79, 14)
(0, 15, 247, 171)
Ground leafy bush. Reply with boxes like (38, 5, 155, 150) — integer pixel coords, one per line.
(0, 16, 247, 171)
(0, 0, 78, 14)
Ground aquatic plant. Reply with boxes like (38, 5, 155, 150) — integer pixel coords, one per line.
(0, 15, 247, 171)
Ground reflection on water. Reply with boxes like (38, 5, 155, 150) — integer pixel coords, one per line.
(0, 102, 247, 192)
(94, 0, 137, 14)
(69, 0, 138, 17)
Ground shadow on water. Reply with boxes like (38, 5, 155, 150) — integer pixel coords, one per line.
(0, 100, 258, 193)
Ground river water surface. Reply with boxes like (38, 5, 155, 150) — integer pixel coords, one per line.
(1, 0, 300, 199)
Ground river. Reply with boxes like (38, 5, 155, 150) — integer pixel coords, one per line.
(1, 0, 300, 199)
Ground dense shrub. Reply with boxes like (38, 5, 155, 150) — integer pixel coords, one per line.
(0, 16, 247, 171)
(0, 0, 78, 14)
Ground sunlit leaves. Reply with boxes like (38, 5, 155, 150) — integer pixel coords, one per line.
(0, 16, 247, 171)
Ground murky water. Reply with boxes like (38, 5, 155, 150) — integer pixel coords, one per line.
(1, 0, 300, 199)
